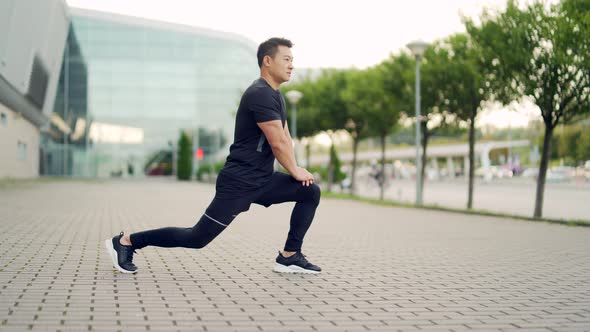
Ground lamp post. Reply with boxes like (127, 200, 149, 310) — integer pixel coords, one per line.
(285, 90, 303, 162)
(406, 40, 429, 205)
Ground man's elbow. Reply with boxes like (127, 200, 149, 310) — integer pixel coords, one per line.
(268, 137, 290, 150)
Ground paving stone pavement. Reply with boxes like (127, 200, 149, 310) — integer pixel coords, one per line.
(0, 178, 589, 332)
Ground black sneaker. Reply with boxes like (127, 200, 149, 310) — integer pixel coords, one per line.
(105, 232, 137, 274)
(273, 251, 321, 274)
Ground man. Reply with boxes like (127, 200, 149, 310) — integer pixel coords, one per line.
(105, 38, 322, 274)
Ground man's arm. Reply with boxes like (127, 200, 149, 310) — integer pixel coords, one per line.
(257, 120, 313, 185)
(258, 120, 297, 174)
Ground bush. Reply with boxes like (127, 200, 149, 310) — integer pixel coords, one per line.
(329, 144, 347, 183)
(214, 160, 226, 173)
(307, 146, 346, 185)
(577, 130, 590, 162)
(196, 164, 212, 181)
(177, 131, 193, 180)
(196, 160, 226, 181)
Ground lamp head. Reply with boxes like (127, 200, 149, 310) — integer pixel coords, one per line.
(285, 90, 303, 105)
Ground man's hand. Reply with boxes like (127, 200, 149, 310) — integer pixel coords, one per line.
(292, 167, 314, 186)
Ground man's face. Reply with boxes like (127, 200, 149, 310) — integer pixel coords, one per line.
(268, 45, 293, 83)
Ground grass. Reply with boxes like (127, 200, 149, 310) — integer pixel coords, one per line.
(323, 191, 590, 227)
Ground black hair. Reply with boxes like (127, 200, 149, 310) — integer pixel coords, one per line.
(257, 37, 293, 68)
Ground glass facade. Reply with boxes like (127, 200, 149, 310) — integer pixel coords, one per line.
(44, 9, 257, 177)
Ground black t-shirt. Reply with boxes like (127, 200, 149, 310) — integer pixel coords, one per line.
(218, 78, 287, 192)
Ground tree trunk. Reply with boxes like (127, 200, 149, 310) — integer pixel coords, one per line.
(379, 134, 386, 201)
(420, 122, 429, 199)
(534, 124, 554, 218)
(350, 137, 360, 195)
(467, 111, 476, 209)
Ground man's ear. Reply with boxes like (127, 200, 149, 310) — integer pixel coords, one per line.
(263, 55, 272, 67)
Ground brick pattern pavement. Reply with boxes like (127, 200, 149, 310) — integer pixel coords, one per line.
(0, 179, 589, 332)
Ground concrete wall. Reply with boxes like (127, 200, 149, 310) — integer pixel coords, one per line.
(0, 102, 39, 178)
(0, 0, 69, 116)
(0, 0, 69, 178)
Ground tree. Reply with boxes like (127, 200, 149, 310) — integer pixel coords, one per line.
(412, 42, 470, 202)
(177, 131, 192, 181)
(341, 69, 374, 194)
(313, 69, 350, 192)
(429, 33, 488, 209)
(364, 65, 402, 200)
(465, 0, 590, 217)
(282, 80, 322, 169)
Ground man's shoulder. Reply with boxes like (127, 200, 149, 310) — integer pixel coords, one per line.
(243, 79, 278, 104)
(245, 79, 274, 96)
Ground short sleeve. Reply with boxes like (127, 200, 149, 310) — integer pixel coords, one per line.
(249, 88, 282, 123)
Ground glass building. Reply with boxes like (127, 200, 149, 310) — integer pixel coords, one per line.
(43, 8, 258, 177)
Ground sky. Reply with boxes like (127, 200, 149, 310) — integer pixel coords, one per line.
(64, 0, 544, 128)
(65, 0, 512, 69)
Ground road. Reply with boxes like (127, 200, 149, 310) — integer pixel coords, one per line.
(349, 177, 589, 221)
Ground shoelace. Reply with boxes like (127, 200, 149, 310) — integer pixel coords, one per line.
(296, 252, 310, 266)
(119, 232, 137, 261)
(122, 247, 137, 265)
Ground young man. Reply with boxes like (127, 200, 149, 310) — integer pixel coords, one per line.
(105, 38, 322, 274)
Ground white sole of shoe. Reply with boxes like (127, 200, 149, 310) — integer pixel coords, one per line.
(272, 263, 320, 274)
(104, 239, 136, 274)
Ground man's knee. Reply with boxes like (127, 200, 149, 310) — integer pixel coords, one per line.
(306, 183, 321, 205)
(187, 216, 227, 249)
(189, 236, 212, 249)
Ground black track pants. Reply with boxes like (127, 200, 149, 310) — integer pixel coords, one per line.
(130, 172, 321, 252)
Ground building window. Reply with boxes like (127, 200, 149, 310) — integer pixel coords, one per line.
(0, 112, 6, 126)
(17, 141, 27, 161)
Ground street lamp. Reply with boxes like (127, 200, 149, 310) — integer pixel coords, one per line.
(285, 90, 303, 139)
(406, 40, 429, 205)
(285, 90, 303, 163)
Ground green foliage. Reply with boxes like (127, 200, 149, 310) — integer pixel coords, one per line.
(465, 0, 590, 217)
(557, 126, 582, 162)
(538, 125, 590, 163)
(465, 0, 590, 127)
(281, 78, 321, 139)
(329, 144, 347, 183)
(196, 161, 225, 181)
(313, 69, 350, 132)
(428, 34, 488, 122)
(578, 130, 590, 162)
(341, 69, 376, 142)
(196, 164, 212, 181)
(177, 131, 192, 181)
(308, 145, 346, 184)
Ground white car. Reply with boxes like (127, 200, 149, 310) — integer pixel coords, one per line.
(521, 167, 539, 178)
(546, 166, 574, 182)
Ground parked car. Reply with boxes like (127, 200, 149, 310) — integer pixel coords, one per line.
(475, 166, 513, 180)
(521, 167, 539, 179)
(145, 150, 173, 176)
(546, 166, 574, 182)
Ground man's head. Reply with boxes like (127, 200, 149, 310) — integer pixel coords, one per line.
(257, 37, 294, 85)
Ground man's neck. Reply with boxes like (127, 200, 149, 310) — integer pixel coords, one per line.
(260, 73, 281, 90)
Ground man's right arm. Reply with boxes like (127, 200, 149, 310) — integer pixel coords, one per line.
(258, 120, 297, 174)
(257, 120, 314, 185)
